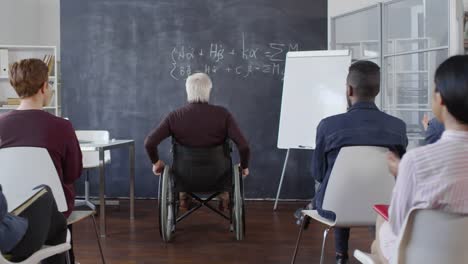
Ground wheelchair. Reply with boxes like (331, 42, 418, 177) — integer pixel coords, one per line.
(158, 140, 246, 242)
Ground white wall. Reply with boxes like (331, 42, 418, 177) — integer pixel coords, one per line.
(38, 0, 60, 55)
(0, 0, 41, 45)
(0, 0, 60, 54)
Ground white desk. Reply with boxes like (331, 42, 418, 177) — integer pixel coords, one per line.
(80, 139, 135, 237)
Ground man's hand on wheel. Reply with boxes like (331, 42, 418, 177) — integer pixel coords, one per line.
(241, 167, 249, 177)
(153, 160, 165, 176)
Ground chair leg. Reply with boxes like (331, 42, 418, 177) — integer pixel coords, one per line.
(84, 171, 90, 201)
(84, 171, 96, 210)
(91, 214, 106, 264)
(319, 227, 331, 264)
(75, 171, 90, 208)
(86, 200, 96, 210)
(290, 215, 308, 264)
(66, 251, 71, 264)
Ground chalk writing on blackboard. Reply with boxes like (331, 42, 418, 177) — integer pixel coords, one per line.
(169, 33, 299, 80)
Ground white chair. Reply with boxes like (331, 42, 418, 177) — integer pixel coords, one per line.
(0, 147, 70, 264)
(354, 209, 468, 264)
(291, 146, 395, 264)
(0, 147, 106, 264)
(75, 130, 111, 210)
(0, 230, 71, 264)
(354, 251, 380, 264)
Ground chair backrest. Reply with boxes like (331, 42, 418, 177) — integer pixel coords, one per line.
(0, 147, 67, 212)
(75, 130, 110, 143)
(172, 140, 232, 193)
(322, 146, 395, 226)
(395, 209, 468, 264)
(76, 130, 111, 168)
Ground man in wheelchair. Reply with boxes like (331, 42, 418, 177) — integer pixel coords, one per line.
(144, 73, 250, 241)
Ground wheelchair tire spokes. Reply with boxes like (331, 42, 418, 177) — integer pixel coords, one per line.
(158, 166, 174, 242)
(232, 165, 245, 240)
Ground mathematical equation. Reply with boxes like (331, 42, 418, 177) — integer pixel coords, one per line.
(169, 33, 299, 80)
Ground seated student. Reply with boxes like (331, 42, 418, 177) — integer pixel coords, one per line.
(0, 185, 67, 263)
(313, 61, 408, 264)
(145, 73, 250, 211)
(0, 59, 82, 262)
(422, 114, 445, 144)
(372, 55, 468, 264)
(0, 58, 82, 218)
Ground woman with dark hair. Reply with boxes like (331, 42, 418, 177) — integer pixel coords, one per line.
(370, 55, 468, 263)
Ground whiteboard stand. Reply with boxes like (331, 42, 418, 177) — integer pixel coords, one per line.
(274, 50, 351, 210)
(273, 149, 290, 210)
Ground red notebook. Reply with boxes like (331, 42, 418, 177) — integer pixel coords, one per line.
(373, 204, 389, 221)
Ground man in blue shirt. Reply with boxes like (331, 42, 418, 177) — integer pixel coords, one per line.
(313, 60, 408, 264)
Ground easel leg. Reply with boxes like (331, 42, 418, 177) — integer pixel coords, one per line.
(273, 149, 290, 210)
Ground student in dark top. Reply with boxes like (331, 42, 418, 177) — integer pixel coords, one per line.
(0, 185, 67, 263)
(312, 61, 408, 264)
(145, 73, 250, 210)
(0, 59, 82, 218)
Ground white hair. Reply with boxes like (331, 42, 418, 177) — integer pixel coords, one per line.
(185, 73, 212, 103)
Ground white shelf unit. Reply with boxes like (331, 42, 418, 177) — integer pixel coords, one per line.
(0, 45, 60, 116)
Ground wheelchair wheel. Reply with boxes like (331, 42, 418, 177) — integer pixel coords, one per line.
(158, 165, 175, 242)
(232, 165, 245, 240)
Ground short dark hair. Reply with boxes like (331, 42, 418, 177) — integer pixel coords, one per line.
(434, 55, 468, 124)
(346, 60, 380, 100)
(9, 59, 48, 98)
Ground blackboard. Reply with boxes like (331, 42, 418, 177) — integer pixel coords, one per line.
(61, 0, 327, 199)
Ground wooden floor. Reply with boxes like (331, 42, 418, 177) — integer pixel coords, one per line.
(73, 200, 373, 264)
